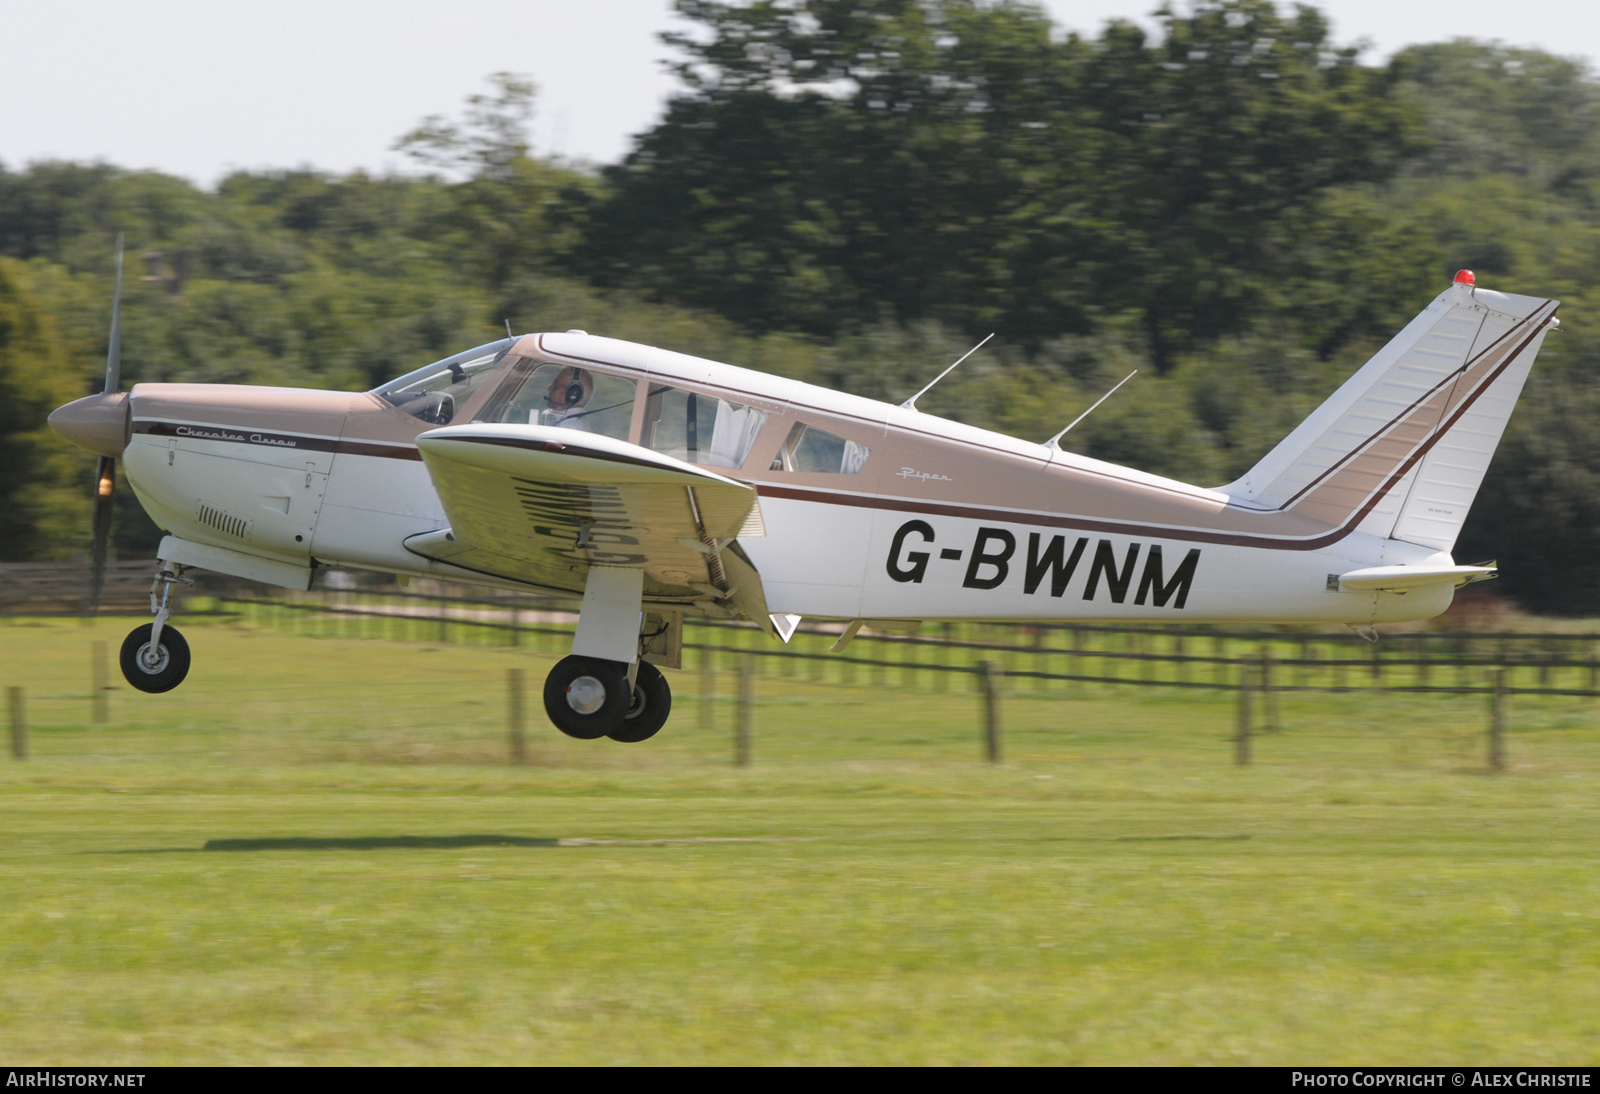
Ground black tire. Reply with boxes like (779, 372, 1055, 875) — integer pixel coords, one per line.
(119, 623, 191, 694)
(543, 655, 630, 739)
(608, 661, 672, 743)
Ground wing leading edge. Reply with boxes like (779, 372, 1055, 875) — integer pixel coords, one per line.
(407, 423, 771, 626)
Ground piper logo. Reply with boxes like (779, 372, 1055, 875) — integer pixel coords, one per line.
(886, 520, 1200, 608)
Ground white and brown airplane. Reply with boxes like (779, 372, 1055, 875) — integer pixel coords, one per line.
(49, 265, 1558, 742)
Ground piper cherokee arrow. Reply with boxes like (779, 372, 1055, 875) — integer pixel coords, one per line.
(49, 257, 1558, 743)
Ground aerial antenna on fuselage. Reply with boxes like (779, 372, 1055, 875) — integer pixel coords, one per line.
(504, 318, 514, 338)
(1044, 370, 1137, 450)
(900, 332, 994, 412)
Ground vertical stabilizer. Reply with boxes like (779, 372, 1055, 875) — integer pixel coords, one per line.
(1224, 276, 1558, 552)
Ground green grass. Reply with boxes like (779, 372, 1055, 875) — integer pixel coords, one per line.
(1, 615, 1598, 1064)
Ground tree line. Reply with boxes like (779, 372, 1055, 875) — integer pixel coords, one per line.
(1, 0, 1597, 613)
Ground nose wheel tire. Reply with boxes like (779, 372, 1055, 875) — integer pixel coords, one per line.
(608, 661, 671, 743)
(543, 655, 631, 739)
(119, 623, 191, 693)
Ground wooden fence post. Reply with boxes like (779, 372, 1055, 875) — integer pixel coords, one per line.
(91, 640, 109, 725)
(508, 667, 526, 763)
(1489, 668, 1506, 772)
(9, 687, 26, 760)
(1235, 664, 1252, 766)
(979, 659, 1002, 764)
(736, 653, 754, 767)
(1260, 646, 1277, 732)
(700, 643, 716, 733)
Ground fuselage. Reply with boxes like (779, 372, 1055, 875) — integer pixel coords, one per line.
(111, 330, 1448, 626)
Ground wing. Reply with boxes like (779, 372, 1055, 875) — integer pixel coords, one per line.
(408, 422, 771, 625)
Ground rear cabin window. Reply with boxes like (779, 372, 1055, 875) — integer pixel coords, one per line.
(476, 361, 637, 442)
(373, 339, 513, 425)
(769, 421, 870, 474)
(640, 383, 769, 469)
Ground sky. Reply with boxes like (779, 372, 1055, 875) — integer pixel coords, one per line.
(1, 0, 1595, 186)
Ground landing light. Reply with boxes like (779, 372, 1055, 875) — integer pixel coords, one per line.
(1454, 269, 1476, 286)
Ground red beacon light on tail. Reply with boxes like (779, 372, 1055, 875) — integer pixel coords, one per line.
(1454, 269, 1476, 286)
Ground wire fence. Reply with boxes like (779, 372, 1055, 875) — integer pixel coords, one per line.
(211, 584, 1600, 700)
(5, 569, 1594, 771)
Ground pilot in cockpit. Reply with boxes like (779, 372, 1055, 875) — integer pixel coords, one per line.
(545, 367, 595, 430)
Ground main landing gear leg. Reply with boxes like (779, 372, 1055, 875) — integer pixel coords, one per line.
(120, 561, 193, 693)
(542, 567, 672, 742)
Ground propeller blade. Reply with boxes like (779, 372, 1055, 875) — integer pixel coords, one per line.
(88, 455, 116, 614)
(104, 233, 124, 395)
(88, 236, 125, 615)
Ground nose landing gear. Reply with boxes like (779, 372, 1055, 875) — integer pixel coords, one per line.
(120, 562, 192, 693)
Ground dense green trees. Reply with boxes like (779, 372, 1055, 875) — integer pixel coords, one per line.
(1, 0, 1598, 613)
(0, 258, 84, 558)
(587, 0, 1423, 367)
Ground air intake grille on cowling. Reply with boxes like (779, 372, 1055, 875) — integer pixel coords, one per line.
(197, 502, 249, 540)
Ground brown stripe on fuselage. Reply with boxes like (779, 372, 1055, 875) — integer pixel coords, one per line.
(134, 419, 424, 461)
(134, 419, 340, 453)
(334, 439, 423, 461)
(756, 483, 1322, 549)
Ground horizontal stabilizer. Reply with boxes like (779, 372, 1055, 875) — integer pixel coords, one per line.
(1337, 563, 1496, 592)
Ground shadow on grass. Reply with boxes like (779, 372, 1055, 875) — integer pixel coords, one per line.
(99, 833, 1247, 854)
(203, 834, 559, 851)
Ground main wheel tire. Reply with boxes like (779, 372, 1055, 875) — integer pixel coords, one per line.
(608, 661, 672, 743)
(543, 655, 630, 739)
(119, 623, 191, 694)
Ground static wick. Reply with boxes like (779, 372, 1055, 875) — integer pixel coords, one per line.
(1045, 370, 1138, 449)
(900, 333, 995, 412)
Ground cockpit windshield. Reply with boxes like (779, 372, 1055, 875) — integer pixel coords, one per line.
(372, 339, 515, 425)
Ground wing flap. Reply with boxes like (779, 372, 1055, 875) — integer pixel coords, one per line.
(413, 423, 762, 605)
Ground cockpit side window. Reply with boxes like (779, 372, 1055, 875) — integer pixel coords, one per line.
(640, 383, 769, 469)
(769, 421, 870, 474)
(476, 361, 637, 441)
(373, 339, 514, 426)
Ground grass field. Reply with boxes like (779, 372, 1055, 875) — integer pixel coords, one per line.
(1, 614, 1597, 1064)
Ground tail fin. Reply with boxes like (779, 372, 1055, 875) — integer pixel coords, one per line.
(1224, 275, 1559, 552)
